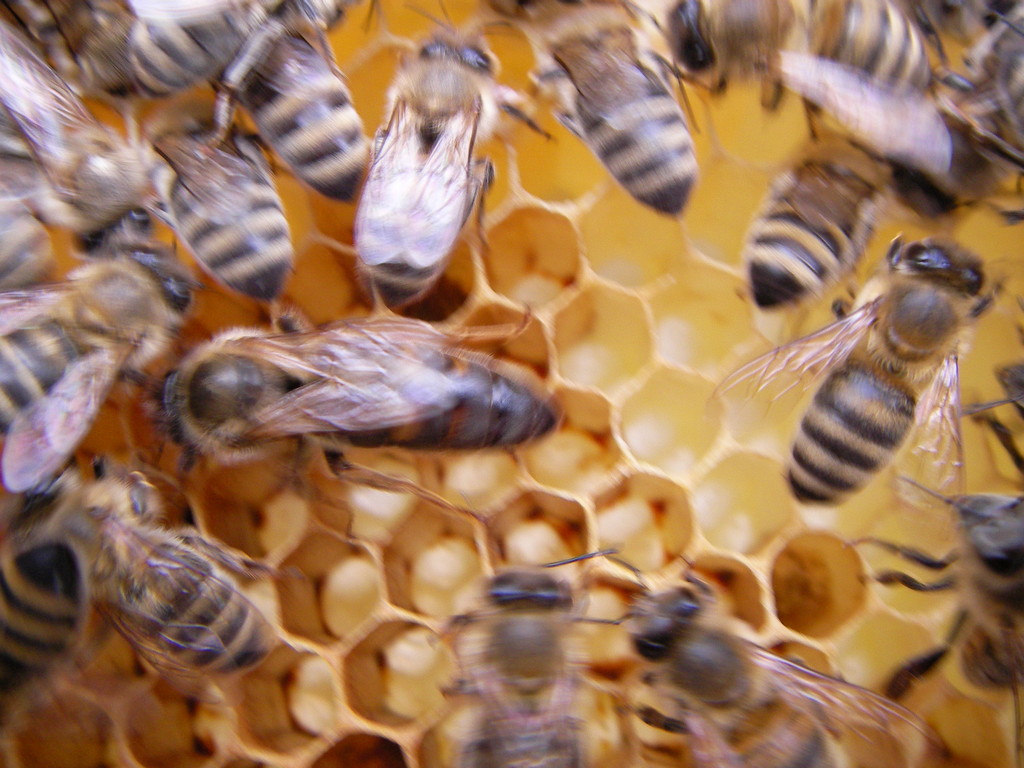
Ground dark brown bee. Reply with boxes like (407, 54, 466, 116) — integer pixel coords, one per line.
(722, 236, 988, 504)
(630, 573, 940, 767)
(160, 317, 560, 462)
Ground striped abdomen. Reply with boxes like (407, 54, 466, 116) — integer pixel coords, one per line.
(166, 142, 293, 302)
(240, 34, 369, 202)
(0, 542, 84, 698)
(124, 544, 273, 675)
(0, 322, 82, 432)
(342, 353, 559, 450)
(745, 159, 879, 308)
(571, 68, 697, 215)
(788, 361, 916, 503)
(129, 12, 255, 96)
(0, 203, 52, 291)
(813, 0, 931, 91)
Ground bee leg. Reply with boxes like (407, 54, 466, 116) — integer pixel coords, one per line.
(499, 103, 552, 139)
(910, 5, 948, 64)
(885, 611, 967, 699)
(981, 414, 1024, 473)
(873, 572, 957, 591)
(853, 538, 957, 570)
(214, 19, 288, 144)
(324, 451, 485, 524)
(636, 705, 689, 735)
(760, 77, 785, 112)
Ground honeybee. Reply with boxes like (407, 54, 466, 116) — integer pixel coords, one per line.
(224, 28, 369, 202)
(127, 0, 270, 97)
(0, 17, 151, 238)
(0, 480, 90, 727)
(629, 573, 940, 768)
(4, 463, 277, 701)
(151, 123, 294, 302)
(743, 136, 889, 309)
(353, 32, 514, 308)
(661, 0, 798, 106)
(447, 568, 583, 768)
(0, 198, 53, 290)
(862, 488, 1024, 764)
(160, 316, 560, 464)
(0, 234, 193, 492)
(721, 236, 988, 504)
(533, 3, 698, 216)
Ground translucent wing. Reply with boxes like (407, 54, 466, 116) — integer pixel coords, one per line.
(0, 284, 75, 336)
(748, 643, 939, 768)
(127, 0, 242, 23)
(0, 20, 97, 178)
(902, 352, 965, 502)
(717, 299, 881, 401)
(777, 51, 953, 177)
(162, 136, 272, 222)
(239, 320, 464, 438)
(2, 347, 123, 492)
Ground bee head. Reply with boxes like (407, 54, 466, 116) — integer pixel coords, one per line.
(668, 0, 715, 73)
(997, 363, 1024, 403)
(630, 581, 709, 660)
(888, 237, 984, 297)
(419, 37, 494, 73)
(487, 570, 573, 612)
(124, 243, 195, 314)
(958, 495, 1024, 577)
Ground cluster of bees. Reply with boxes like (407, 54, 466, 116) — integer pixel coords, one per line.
(0, 0, 1020, 766)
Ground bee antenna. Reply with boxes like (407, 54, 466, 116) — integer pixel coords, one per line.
(993, 8, 1024, 39)
(542, 548, 619, 568)
(402, 2, 453, 31)
(964, 397, 1017, 414)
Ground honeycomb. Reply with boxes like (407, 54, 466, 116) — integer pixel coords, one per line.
(2, 1, 1024, 767)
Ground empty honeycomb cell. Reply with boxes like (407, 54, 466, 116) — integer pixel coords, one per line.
(523, 388, 621, 494)
(287, 655, 341, 737)
(125, 683, 219, 768)
(383, 506, 482, 618)
(516, 112, 610, 204)
(344, 621, 452, 726)
(593, 473, 693, 573)
(692, 452, 796, 554)
(285, 242, 363, 325)
(277, 535, 380, 643)
(771, 532, 866, 637)
(650, 265, 755, 375)
(347, 47, 400, 131)
(483, 207, 580, 307)
(554, 284, 653, 391)
(834, 611, 939, 691)
(684, 156, 770, 267)
(237, 647, 324, 754)
(311, 733, 408, 768)
(769, 640, 835, 676)
(438, 451, 521, 511)
(694, 554, 767, 631)
(578, 578, 641, 680)
(620, 369, 720, 476)
(580, 186, 686, 288)
(701, 84, 810, 164)
(487, 490, 587, 566)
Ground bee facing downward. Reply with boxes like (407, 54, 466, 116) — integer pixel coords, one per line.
(354, 32, 517, 308)
(722, 236, 988, 504)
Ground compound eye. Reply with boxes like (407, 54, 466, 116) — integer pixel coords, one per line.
(460, 46, 492, 72)
(670, 0, 714, 72)
(632, 616, 677, 660)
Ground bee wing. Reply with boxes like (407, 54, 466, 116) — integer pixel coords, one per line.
(0, 284, 75, 336)
(356, 101, 478, 271)
(747, 644, 939, 767)
(239, 322, 463, 438)
(165, 138, 271, 223)
(902, 352, 965, 500)
(2, 347, 123, 492)
(777, 51, 953, 177)
(717, 299, 881, 401)
(127, 0, 242, 23)
(0, 20, 96, 178)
